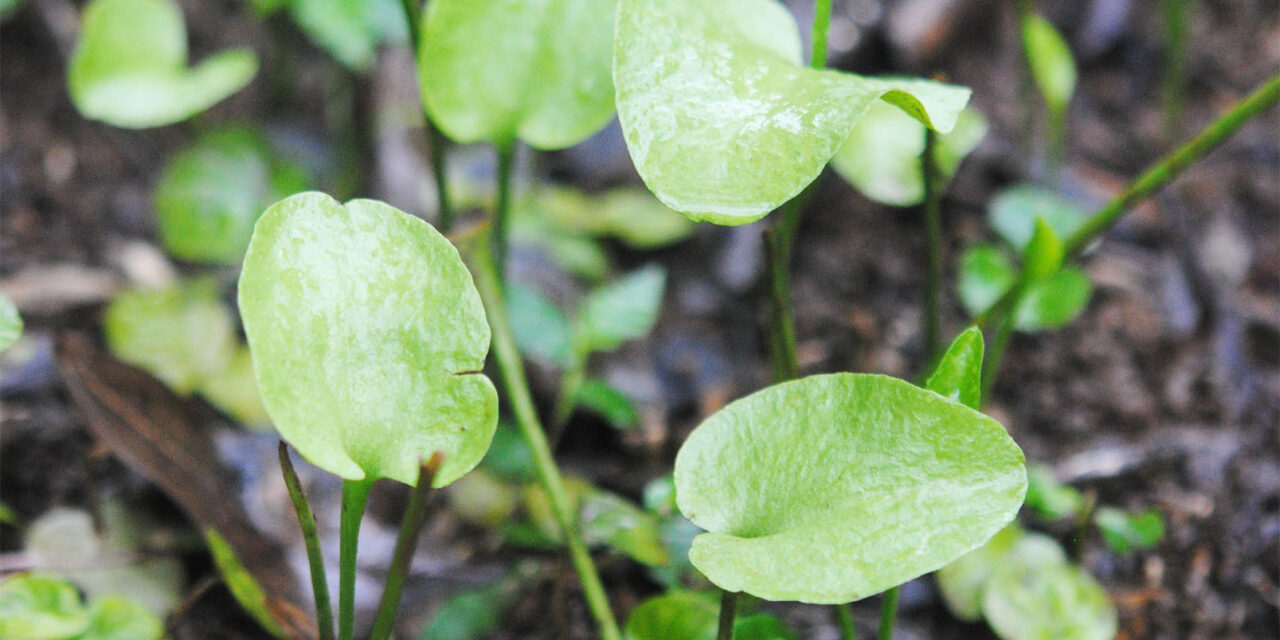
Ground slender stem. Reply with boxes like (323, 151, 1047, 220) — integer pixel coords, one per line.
(764, 223, 800, 383)
(398, 0, 453, 233)
(493, 143, 517, 280)
(716, 590, 738, 640)
(835, 603, 858, 640)
(338, 479, 374, 640)
(469, 237, 622, 640)
(369, 453, 445, 640)
(921, 128, 944, 365)
(1063, 73, 1280, 256)
(1046, 105, 1066, 182)
(1161, 0, 1191, 138)
(809, 0, 833, 69)
(876, 587, 900, 640)
(980, 290, 1020, 404)
(278, 442, 335, 640)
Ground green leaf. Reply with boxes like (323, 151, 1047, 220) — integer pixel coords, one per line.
(104, 278, 237, 395)
(506, 284, 574, 368)
(203, 529, 283, 638)
(0, 294, 22, 353)
(578, 265, 665, 353)
(596, 188, 698, 248)
(674, 373, 1026, 603)
(958, 245, 1016, 318)
(935, 523, 1024, 621)
(982, 537, 1116, 640)
(732, 614, 798, 640)
(1012, 268, 1092, 331)
(0, 573, 90, 640)
(198, 348, 271, 427)
(480, 423, 537, 484)
(83, 596, 163, 640)
(154, 125, 308, 265)
(68, 0, 257, 128)
(511, 212, 612, 281)
(575, 379, 640, 429)
(524, 477, 668, 566)
(1021, 217, 1065, 282)
(239, 192, 498, 486)
(419, 0, 618, 150)
(614, 0, 971, 224)
(926, 326, 984, 408)
(288, 0, 405, 70)
(1094, 507, 1164, 555)
(420, 580, 517, 640)
(1024, 465, 1084, 521)
(832, 104, 987, 207)
(989, 186, 1088, 252)
(1021, 13, 1077, 116)
(623, 592, 797, 640)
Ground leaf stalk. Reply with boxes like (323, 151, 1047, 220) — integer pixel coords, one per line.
(368, 453, 445, 640)
(278, 442, 335, 640)
(337, 479, 373, 640)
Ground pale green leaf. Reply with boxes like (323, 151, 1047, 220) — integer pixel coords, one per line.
(83, 596, 163, 640)
(989, 185, 1088, 252)
(239, 192, 498, 486)
(204, 529, 283, 638)
(524, 477, 668, 566)
(420, 0, 618, 149)
(155, 125, 308, 265)
(1021, 14, 1077, 115)
(983, 538, 1116, 640)
(832, 104, 987, 207)
(575, 379, 639, 429)
(104, 278, 237, 395)
(289, 0, 405, 70)
(957, 245, 1016, 319)
(506, 284, 574, 368)
(0, 573, 90, 640)
(68, 0, 257, 128)
(597, 188, 698, 248)
(615, 0, 971, 224)
(935, 523, 1024, 621)
(674, 373, 1026, 603)
(1094, 507, 1164, 555)
(1024, 465, 1084, 520)
(1013, 267, 1092, 331)
(578, 265, 665, 352)
(198, 348, 271, 427)
(925, 326, 984, 408)
(0, 294, 22, 353)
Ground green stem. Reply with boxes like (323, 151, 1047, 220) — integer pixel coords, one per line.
(470, 237, 621, 640)
(493, 143, 517, 281)
(369, 454, 444, 640)
(921, 128, 944, 365)
(548, 353, 587, 449)
(980, 287, 1021, 404)
(1046, 105, 1066, 182)
(278, 443, 334, 640)
(1063, 73, 1280, 256)
(876, 587, 900, 640)
(835, 603, 858, 640)
(1161, 0, 1191, 138)
(809, 0, 833, 69)
(717, 590, 738, 640)
(398, 0, 453, 233)
(337, 479, 373, 640)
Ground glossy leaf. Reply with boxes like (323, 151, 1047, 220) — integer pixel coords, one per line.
(832, 104, 987, 207)
(615, 0, 971, 224)
(0, 573, 90, 640)
(198, 348, 271, 427)
(1021, 13, 1077, 115)
(84, 596, 163, 640)
(68, 0, 257, 128)
(506, 284, 574, 368)
(989, 186, 1088, 252)
(935, 523, 1023, 621)
(674, 373, 1026, 603)
(420, 0, 618, 149)
(154, 126, 308, 265)
(289, 0, 405, 70)
(926, 326, 984, 408)
(1094, 507, 1164, 555)
(575, 379, 640, 429)
(958, 245, 1016, 317)
(1021, 218, 1065, 282)
(983, 537, 1116, 640)
(1011, 267, 1092, 331)
(1024, 465, 1084, 520)
(239, 192, 498, 486)
(578, 265, 666, 352)
(0, 293, 21, 353)
(103, 278, 236, 395)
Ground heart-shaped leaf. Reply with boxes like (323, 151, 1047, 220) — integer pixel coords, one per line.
(832, 104, 987, 207)
(926, 326, 984, 408)
(614, 0, 971, 224)
(154, 126, 308, 265)
(68, 0, 257, 128)
(419, 0, 618, 150)
(1020, 13, 1076, 116)
(674, 373, 1026, 603)
(989, 185, 1088, 252)
(239, 192, 498, 486)
(0, 294, 21, 352)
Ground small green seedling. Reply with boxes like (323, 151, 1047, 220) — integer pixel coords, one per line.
(1093, 507, 1165, 555)
(276, 0, 406, 71)
(673, 368, 1025, 603)
(526, 186, 698, 250)
(614, 0, 971, 223)
(0, 573, 164, 640)
(68, 0, 258, 128)
(624, 591, 797, 640)
(154, 125, 309, 265)
(0, 293, 22, 353)
(1024, 464, 1087, 521)
(1015, 3, 1077, 173)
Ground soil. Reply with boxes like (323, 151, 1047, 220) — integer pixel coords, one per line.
(2, 1, 1277, 639)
